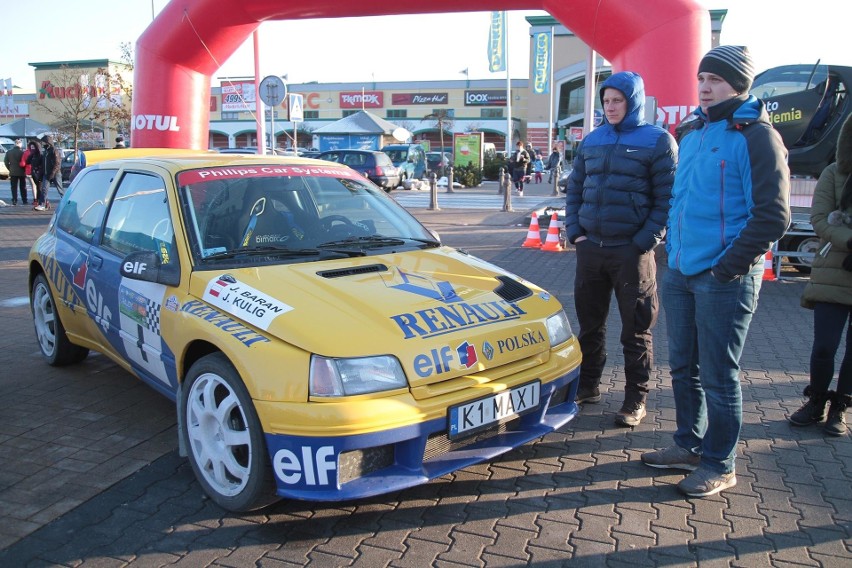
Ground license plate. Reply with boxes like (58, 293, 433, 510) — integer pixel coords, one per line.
(448, 380, 541, 440)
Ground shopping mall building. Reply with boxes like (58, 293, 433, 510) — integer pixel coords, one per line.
(3, 12, 724, 154)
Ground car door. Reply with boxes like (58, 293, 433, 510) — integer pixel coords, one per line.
(51, 167, 117, 348)
(90, 169, 181, 393)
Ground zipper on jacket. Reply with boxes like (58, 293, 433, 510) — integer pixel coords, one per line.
(719, 160, 726, 247)
(596, 132, 620, 243)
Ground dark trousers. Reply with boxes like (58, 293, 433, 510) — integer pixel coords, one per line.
(9, 176, 26, 203)
(573, 241, 659, 402)
(811, 302, 852, 396)
(512, 168, 526, 191)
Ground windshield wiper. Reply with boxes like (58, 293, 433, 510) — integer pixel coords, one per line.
(316, 235, 408, 249)
(204, 245, 322, 260)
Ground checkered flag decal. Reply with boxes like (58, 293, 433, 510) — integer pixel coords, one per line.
(144, 299, 162, 335)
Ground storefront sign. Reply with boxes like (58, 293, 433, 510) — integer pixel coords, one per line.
(392, 93, 448, 105)
(464, 90, 507, 107)
(340, 91, 383, 109)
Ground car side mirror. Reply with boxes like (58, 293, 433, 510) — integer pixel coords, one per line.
(120, 250, 181, 287)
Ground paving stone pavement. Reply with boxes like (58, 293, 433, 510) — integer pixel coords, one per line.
(0, 181, 850, 566)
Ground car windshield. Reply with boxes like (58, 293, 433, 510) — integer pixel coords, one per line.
(177, 164, 438, 266)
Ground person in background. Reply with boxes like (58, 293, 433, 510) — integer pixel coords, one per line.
(564, 70, 677, 427)
(641, 46, 790, 497)
(4, 138, 26, 206)
(40, 134, 64, 202)
(789, 113, 852, 436)
(509, 140, 530, 196)
(23, 140, 44, 210)
(114, 135, 126, 148)
(533, 153, 544, 183)
(546, 145, 561, 183)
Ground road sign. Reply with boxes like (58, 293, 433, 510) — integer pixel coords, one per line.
(289, 93, 304, 123)
(259, 75, 286, 107)
(569, 127, 584, 142)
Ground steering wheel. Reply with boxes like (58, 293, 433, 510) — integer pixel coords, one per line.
(321, 214, 362, 239)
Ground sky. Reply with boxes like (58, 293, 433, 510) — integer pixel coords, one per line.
(2, 0, 850, 93)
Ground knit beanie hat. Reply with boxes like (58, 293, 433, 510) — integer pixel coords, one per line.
(698, 45, 755, 94)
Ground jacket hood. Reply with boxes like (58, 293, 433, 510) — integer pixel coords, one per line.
(837, 114, 852, 175)
(599, 71, 645, 130)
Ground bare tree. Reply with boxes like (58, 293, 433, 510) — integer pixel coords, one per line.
(31, 65, 98, 150)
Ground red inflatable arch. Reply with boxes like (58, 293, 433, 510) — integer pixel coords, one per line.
(132, 0, 708, 148)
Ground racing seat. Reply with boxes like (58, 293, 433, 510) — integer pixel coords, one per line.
(235, 183, 305, 248)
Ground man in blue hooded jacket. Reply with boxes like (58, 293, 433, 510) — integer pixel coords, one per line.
(565, 71, 677, 427)
(641, 46, 790, 498)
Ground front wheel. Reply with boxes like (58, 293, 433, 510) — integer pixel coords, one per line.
(31, 273, 89, 366)
(181, 353, 278, 511)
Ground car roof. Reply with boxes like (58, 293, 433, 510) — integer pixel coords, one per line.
(80, 148, 341, 172)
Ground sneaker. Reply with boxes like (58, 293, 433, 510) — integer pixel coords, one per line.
(575, 385, 601, 404)
(677, 466, 736, 497)
(641, 445, 700, 471)
(615, 401, 646, 427)
(33, 205, 46, 211)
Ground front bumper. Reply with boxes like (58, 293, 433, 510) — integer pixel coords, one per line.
(263, 368, 579, 501)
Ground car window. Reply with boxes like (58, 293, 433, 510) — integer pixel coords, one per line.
(320, 152, 341, 163)
(343, 153, 366, 166)
(56, 169, 116, 243)
(375, 153, 393, 167)
(102, 172, 173, 257)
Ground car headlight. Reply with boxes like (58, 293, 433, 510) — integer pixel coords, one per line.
(546, 311, 573, 347)
(309, 355, 408, 397)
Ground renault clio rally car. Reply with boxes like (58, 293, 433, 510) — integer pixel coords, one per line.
(28, 152, 581, 511)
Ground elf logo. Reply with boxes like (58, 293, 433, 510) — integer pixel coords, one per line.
(273, 446, 336, 486)
(413, 341, 479, 378)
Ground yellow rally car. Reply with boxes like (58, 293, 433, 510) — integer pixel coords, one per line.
(29, 152, 581, 511)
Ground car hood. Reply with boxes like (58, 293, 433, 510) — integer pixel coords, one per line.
(189, 247, 561, 388)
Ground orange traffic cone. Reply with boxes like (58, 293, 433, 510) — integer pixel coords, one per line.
(522, 214, 543, 248)
(540, 213, 563, 252)
(763, 248, 776, 281)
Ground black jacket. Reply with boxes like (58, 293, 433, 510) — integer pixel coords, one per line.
(565, 72, 677, 251)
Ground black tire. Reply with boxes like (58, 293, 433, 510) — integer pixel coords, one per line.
(181, 353, 278, 512)
(31, 273, 89, 366)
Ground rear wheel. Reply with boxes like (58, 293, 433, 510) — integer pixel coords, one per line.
(182, 353, 278, 511)
(31, 274, 89, 366)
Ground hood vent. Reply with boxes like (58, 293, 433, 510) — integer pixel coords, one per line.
(494, 275, 533, 302)
(317, 264, 388, 279)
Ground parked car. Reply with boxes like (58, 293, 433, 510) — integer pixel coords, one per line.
(381, 143, 427, 185)
(28, 151, 580, 511)
(60, 149, 76, 182)
(0, 148, 8, 180)
(317, 149, 401, 190)
(425, 151, 452, 175)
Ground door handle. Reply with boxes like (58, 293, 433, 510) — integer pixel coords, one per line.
(88, 253, 104, 270)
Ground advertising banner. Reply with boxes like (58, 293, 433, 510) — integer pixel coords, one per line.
(391, 93, 448, 105)
(464, 90, 507, 107)
(340, 91, 383, 109)
(488, 12, 506, 73)
(533, 32, 551, 95)
(317, 134, 380, 152)
(221, 82, 256, 112)
(453, 132, 484, 168)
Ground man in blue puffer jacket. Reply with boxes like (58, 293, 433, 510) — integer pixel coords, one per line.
(565, 71, 677, 427)
(641, 46, 790, 498)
